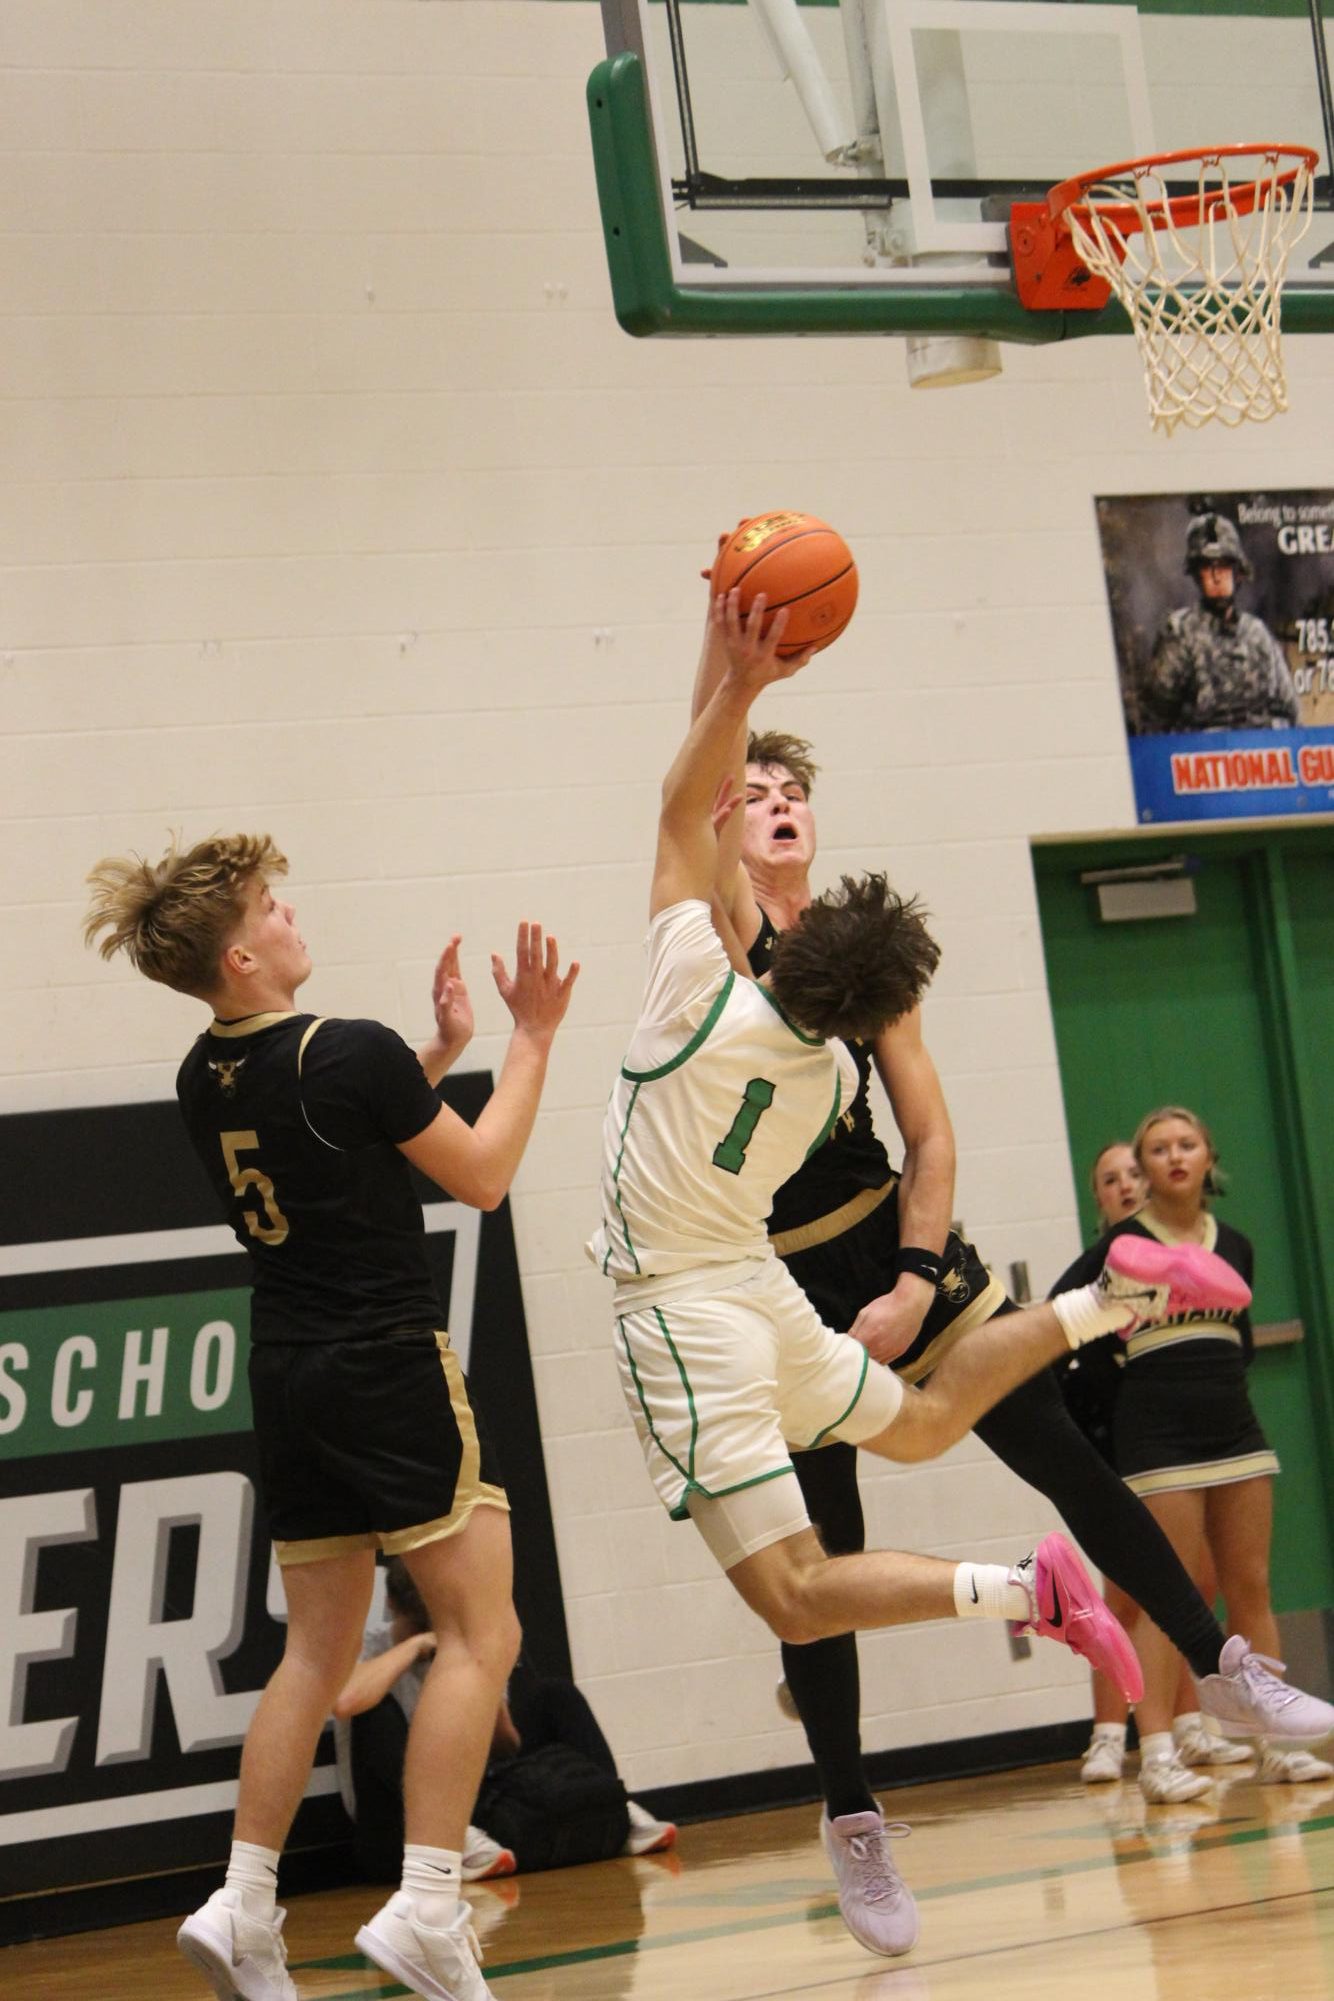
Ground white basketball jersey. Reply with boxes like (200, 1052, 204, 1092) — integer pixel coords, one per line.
(589, 901, 857, 1289)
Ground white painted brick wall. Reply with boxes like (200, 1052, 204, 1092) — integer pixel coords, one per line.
(4, 0, 1334, 1794)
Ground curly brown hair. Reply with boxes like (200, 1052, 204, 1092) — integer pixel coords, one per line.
(84, 832, 287, 998)
(767, 873, 940, 1042)
(745, 729, 818, 797)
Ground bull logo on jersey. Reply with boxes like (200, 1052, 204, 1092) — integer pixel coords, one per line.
(207, 1056, 248, 1098)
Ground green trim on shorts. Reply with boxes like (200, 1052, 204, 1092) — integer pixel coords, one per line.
(602, 1079, 643, 1275)
(653, 1304, 699, 1482)
(804, 1076, 843, 1160)
(618, 1315, 693, 1491)
(622, 972, 735, 1082)
(668, 1460, 797, 1522)
(805, 1345, 871, 1448)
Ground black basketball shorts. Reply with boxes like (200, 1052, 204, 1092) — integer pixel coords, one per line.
(248, 1329, 508, 1566)
(778, 1181, 1008, 1386)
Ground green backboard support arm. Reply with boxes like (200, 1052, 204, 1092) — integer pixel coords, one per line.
(587, 51, 1334, 342)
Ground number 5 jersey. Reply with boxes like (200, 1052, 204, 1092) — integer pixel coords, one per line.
(176, 1011, 445, 1343)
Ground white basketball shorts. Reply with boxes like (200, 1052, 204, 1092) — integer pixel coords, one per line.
(614, 1256, 903, 1568)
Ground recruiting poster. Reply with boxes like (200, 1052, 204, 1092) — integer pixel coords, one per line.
(1095, 491, 1334, 823)
(0, 1081, 567, 1937)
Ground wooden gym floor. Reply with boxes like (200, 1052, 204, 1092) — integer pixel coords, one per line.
(10, 1759, 1334, 2001)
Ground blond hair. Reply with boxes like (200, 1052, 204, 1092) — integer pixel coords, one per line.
(84, 833, 287, 998)
(1133, 1104, 1226, 1198)
(745, 729, 819, 798)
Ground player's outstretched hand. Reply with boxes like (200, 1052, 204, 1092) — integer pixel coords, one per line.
(492, 922, 580, 1043)
(428, 935, 475, 1060)
(714, 587, 814, 696)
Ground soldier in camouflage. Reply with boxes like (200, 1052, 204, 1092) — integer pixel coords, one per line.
(1138, 513, 1299, 733)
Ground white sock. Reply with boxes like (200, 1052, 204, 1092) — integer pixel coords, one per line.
(953, 1562, 1030, 1621)
(1052, 1282, 1133, 1349)
(1173, 1711, 1204, 1741)
(1140, 1730, 1174, 1766)
(400, 1844, 462, 1928)
(1090, 1722, 1127, 1748)
(223, 1840, 280, 1919)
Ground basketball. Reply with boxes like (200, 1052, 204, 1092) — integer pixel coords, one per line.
(710, 512, 858, 656)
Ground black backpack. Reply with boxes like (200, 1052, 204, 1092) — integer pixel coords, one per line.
(473, 1741, 630, 1872)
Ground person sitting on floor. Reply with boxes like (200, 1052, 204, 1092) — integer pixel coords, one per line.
(334, 1559, 675, 1875)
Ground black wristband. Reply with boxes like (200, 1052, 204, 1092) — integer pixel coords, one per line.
(895, 1247, 946, 1287)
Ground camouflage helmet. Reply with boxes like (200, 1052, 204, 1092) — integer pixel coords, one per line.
(1185, 511, 1251, 578)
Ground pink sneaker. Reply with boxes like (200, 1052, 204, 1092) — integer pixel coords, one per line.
(1099, 1235, 1251, 1339)
(1010, 1533, 1144, 1703)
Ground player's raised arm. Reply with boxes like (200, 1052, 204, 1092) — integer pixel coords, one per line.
(652, 591, 811, 919)
(399, 921, 578, 1209)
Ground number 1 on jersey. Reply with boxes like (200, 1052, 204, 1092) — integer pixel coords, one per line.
(713, 1078, 775, 1175)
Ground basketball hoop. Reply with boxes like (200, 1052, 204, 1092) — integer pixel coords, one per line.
(1010, 145, 1319, 434)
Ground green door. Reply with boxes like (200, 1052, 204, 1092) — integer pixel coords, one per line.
(1033, 831, 1334, 1614)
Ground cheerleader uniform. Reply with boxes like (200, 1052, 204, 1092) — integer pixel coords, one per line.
(1052, 1212, 1278, 1497)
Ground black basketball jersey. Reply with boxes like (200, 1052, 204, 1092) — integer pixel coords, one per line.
(176, 1010, 445, 1344)
(748, 908, 894, 1234)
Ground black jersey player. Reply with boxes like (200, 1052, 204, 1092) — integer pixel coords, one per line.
(687, 587, 1334, 1957)
(86, 836, 577, 2001)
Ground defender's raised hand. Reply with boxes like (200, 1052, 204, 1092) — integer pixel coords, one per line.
(430, 935, 474, 1057)
(491, 921, 579, 1042)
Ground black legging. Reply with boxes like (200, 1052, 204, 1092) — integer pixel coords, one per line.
(783, 1348, 1227, 1817)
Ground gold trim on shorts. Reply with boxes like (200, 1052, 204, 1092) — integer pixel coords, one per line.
(895, 1274, 1010, 1386)
(1125, 1450, 1280, 1498)
(769, 1177, 897, 1257)
(272, 1331, 510, 1566)
(274, 1529, 377, 1567)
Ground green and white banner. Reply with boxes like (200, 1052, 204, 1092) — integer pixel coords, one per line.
(0, 1085, 566, 1934)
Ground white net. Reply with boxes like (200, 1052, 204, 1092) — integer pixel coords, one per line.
(1066, 150, 1315, 435)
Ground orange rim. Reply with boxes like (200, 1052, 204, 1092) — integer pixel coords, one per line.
(1047, 142, 1319, 238)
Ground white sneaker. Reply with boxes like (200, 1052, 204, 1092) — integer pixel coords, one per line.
(1080, 1735, 1125, 1784)
(1197, 1636, 1334, 1742)
(177, 1888, 297, 2001)
(820, 1810, 919, 1957)
(461, 1826, 516, 1881)
(624, 1798, 677, 1856)
(1258, 1745, 1334, 1784)
(1174, 1724, 1253, 1768)
(357, 1894, 495, 2001)
(1139, 1754, 1213, 1805)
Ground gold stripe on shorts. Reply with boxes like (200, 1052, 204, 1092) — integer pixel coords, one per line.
(770, 1178, 897, 1258)
(272, 1332, 509, 1566)
(274, 1529, 377, 1567)
(375, 1334, 511, 1552)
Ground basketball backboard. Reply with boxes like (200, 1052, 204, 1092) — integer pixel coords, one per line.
(589, 0, 1334, 345)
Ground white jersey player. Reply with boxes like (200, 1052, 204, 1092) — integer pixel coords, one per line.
(591, 896, 857, 1289)
(591, 584, 1245, 1701)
